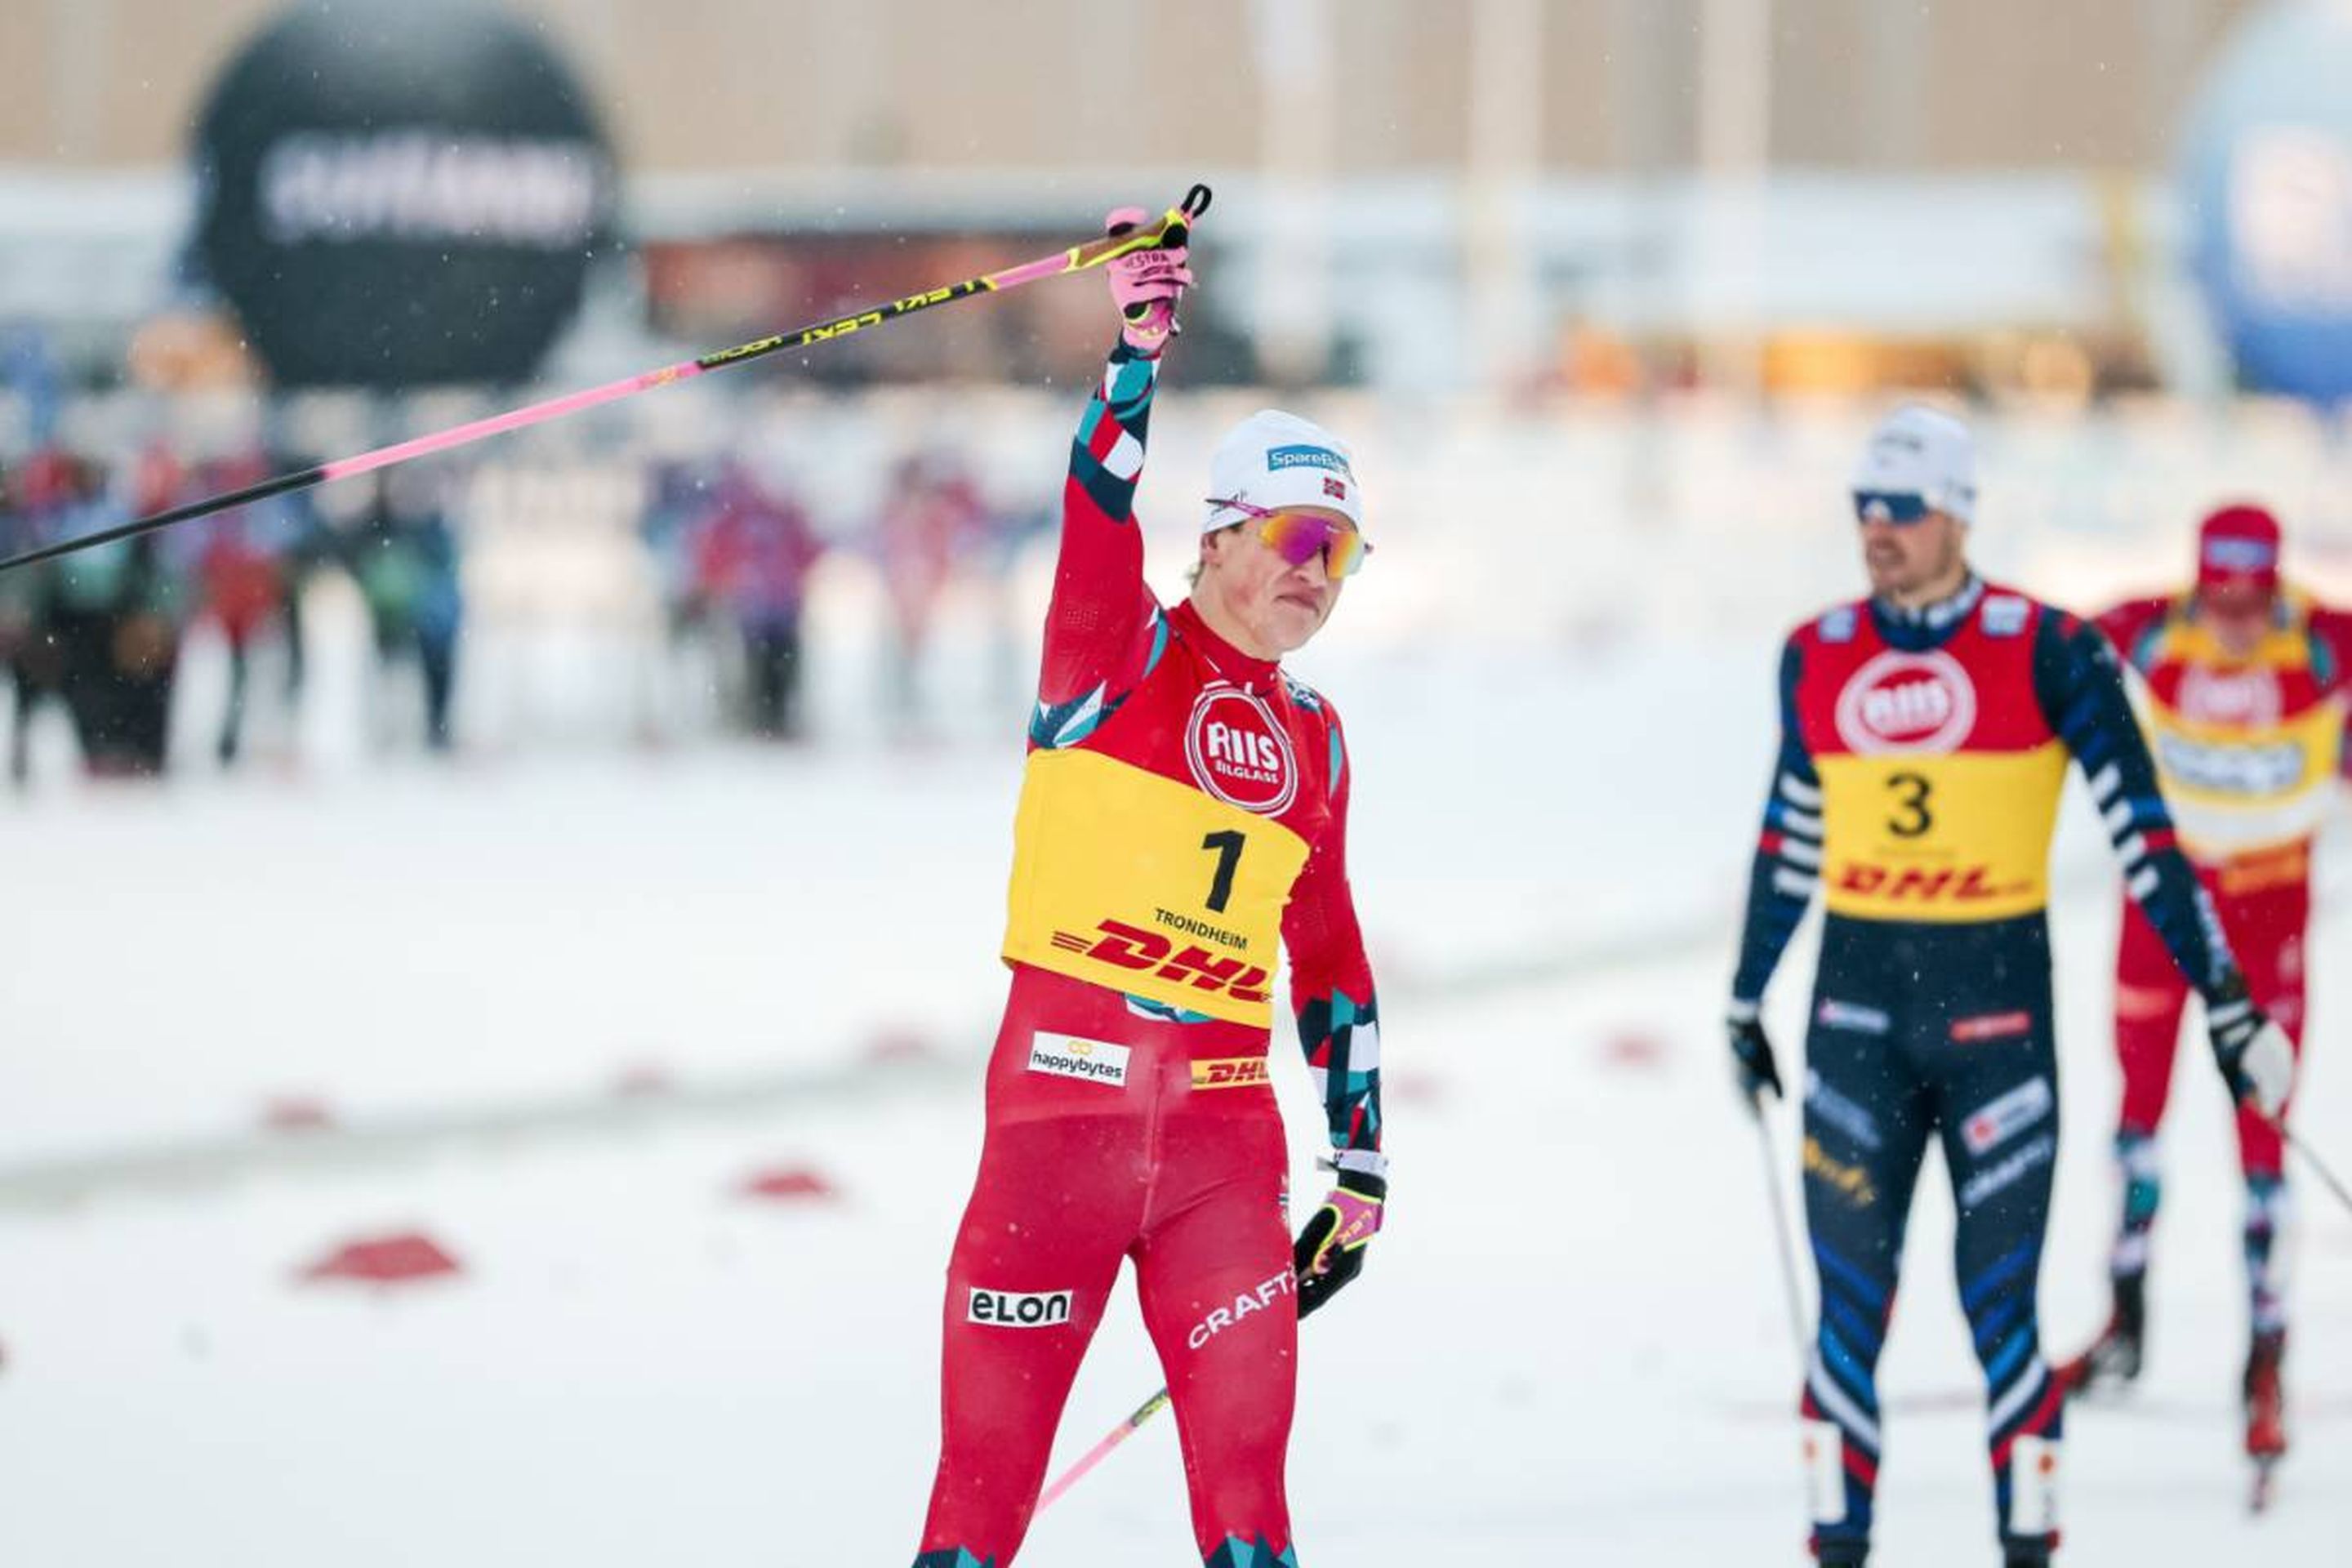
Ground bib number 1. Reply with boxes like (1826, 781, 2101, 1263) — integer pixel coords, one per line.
(1201, 830, 1245, 913)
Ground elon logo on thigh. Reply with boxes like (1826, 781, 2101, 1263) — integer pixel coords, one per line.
(967, 1288, 1076, 1328)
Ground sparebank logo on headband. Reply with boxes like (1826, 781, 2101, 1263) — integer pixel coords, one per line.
(1267, 444, 1352, 479)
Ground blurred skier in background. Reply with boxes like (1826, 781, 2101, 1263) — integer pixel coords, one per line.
(2065, 502, 2352, 1495)
(1724, 409, 2295, 1566)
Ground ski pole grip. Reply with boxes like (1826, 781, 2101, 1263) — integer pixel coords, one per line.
(1159, 183, 1214, 249)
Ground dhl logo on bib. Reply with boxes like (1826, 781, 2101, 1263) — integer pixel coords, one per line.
(1004, 748, 1310, 1026)
(1815, 746, 2067, 922)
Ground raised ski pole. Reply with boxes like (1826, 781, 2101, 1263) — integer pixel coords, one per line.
(0, 185, 1213, 579)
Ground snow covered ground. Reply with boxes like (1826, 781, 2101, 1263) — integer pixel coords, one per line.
(2, 629, 2347, 1565)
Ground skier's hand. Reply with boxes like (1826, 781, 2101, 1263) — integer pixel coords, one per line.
(2208, 981, 2293, 1121)
(1294, 1168, 1384, 1320)
(1728, 1000, 1784, 1112)
(1103, 206, 1193, 356)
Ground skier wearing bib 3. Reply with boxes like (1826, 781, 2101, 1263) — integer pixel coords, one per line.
(2065, 503, 2352, 1487)
(1724, 408, 2294, 1568)
(911, 210, 1384, 1568)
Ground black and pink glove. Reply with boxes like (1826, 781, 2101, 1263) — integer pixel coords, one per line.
(1294, 1168, 1385, 1319)
(1103, 205, 1193, 356)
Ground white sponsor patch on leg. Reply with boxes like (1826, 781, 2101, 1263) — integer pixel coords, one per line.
(1961, 1076, 2054, 1156)
(966, 1288, 1076, 1328)
(1026, 1031, 1131, 1087)
(1801, 1417, 1848, 1525)
(2009, 1435, 2059, 1536)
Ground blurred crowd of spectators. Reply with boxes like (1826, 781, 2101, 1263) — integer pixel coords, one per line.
(0, 425, 1037, 783)
(0, 437, 457, 779)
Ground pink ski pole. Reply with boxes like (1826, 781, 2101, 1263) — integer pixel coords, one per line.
(0, 185, 1211, 578)
(1036, 1386, 1171, 1513)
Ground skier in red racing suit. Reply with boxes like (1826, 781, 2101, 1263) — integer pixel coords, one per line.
(909, 211, 1386, 1568)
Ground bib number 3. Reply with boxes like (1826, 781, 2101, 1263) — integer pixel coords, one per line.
(1886, 771, 1934, 838)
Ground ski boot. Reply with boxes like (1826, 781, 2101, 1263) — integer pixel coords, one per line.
(2245, 1328, 2287, 1511)
(2060, 1272, 2144, 1393)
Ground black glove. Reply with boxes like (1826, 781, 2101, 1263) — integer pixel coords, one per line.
(1727, 1001, 1784, 1111)
(2205, 974, 2295, 1120)
(1294, 1168, 1385, 1321)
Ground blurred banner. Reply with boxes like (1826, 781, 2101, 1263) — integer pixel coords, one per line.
(189, 0, 617, 390)
(2183, 0, 2352, 405)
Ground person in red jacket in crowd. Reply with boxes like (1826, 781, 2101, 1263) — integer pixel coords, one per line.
(2066, 503, 2352, 1481)
(909, 209, 1384, 1568)
(687, 457, 824, 740)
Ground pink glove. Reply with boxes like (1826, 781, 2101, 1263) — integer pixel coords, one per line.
(1104, 205, 1193, 356)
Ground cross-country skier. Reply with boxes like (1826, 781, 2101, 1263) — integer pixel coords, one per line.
(1724, 408, 2296, 1567)
(909, 208, 1385, 1568)
(2063, 502, 2351, 1494)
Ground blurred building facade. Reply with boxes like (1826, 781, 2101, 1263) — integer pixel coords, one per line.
(0, 0, 2269, 175)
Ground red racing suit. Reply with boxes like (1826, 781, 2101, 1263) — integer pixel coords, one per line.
(913, 342, 1383, 1568)
(2096, 590, 2352, 1181)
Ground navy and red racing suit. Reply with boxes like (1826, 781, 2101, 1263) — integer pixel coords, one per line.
(1731, 578, 2247, 1564)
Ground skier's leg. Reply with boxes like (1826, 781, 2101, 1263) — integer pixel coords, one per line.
(2225, 875, 2305, 1340)
(915, 1115, 1136, 1567)
(1134, 1108, 1298, 1567)
(2222, 873, 2307, 1466)
(2110, 892, 2189, 1286)
(1939, 978, 2062, 1564)
(1800, 961, 1932, 1566)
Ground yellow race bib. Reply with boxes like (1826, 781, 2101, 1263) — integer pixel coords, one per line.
(1815, 742, 2069, 922)
(1003, 748, 1311, 1025)
(2145, 697, 2345, 859)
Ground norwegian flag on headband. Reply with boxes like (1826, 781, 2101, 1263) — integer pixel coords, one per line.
(1323, 476, 1347, 500)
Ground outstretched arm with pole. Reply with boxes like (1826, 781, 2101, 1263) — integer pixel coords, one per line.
(0, 185, 1212, 580)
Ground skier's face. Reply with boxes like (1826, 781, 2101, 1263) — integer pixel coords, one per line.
(1196, 507, 1349, 657)
(1859, 506, 1967, 603)
(2198, 584, 2274, 659)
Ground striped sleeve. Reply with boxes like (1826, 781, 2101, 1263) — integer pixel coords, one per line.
(1031, 341, 1171, 750)
(2033, 608, 2243, 997)
(1285, 703, 1384, 1175)
(1731, 635, 1823, 1007)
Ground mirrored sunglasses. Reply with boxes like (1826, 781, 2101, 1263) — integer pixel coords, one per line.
(1209, 499, 1372, 580)
(1853, 490, 1934, 526)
